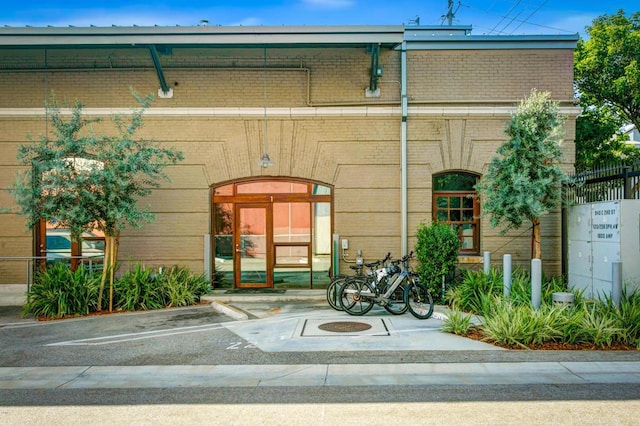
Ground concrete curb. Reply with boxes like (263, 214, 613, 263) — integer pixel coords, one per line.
(209, 301, 249, 321)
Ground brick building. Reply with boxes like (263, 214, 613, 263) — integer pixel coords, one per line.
(0, 25, 578, 296)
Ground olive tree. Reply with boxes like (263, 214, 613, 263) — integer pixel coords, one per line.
(476, 89, 566, 260)
(11, 92, 183, 311)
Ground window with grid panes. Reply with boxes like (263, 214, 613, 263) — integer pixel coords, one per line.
(433, 172, 480, 254)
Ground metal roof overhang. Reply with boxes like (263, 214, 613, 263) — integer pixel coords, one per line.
(401, 33, 580, 50)
(0, 25, 404, 49)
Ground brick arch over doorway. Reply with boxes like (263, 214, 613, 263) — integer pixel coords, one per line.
(211, 177, 333, 289)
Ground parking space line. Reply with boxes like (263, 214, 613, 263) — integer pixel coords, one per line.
(46, 323, 226, 346)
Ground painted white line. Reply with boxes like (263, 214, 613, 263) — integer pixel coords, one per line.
(1, 304, 219, 329)
(46, 323, 225, 346)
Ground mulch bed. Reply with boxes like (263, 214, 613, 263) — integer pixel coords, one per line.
(463, 327, 637, 351)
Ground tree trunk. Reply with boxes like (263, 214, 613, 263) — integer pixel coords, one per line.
(532, 217, 542, 259)
(97, 235, 109, 311)
(108, 234, 117, 312)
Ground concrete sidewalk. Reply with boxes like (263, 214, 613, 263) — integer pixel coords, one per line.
(2, 361, 640, 389)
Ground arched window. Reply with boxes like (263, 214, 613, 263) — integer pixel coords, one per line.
(433, 172, 480, 254)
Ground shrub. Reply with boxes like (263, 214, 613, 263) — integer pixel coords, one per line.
(578, 303, 623, 347)
(441, 310, 474, 335)
(448, 267, 570, 312)
(447, 268, 501, 314)
(415, 222, 459, 303)
(157, 266, 211, 307)
(115, 264, 211, 311)
(446, 267, 640, 349)
(113, 264, 165, 311)
(606, 289, 640, 346)
(481, 301, 564, 347)
(22, 262, 101, 318)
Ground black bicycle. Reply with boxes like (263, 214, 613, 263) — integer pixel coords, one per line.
(338, 252, 434, 319)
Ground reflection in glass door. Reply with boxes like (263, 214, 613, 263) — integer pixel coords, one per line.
(235, 204, 271, 288)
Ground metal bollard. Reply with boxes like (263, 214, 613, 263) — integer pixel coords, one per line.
(483, 251, 491, 274)
(612, 262, 622, 309)
(503, 254, 512, 298)
(531, 258, 541, 310)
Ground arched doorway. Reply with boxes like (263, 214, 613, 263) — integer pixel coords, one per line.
(211, 178, 333, 289)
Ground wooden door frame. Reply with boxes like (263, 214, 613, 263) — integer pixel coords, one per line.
(233, 203, 273, 288)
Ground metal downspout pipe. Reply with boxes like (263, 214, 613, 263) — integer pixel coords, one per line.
(401, 41, 408, 256)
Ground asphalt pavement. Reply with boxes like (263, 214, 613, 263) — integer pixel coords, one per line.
(1, 290, 640, 425)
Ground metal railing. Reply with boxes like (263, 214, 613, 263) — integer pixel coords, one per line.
(0, 256, 104, 291)
(565, 161, 640, 204)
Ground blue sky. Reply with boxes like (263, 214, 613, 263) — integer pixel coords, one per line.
(1, 1, 637, 37)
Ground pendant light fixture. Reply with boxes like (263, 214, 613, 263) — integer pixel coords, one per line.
(258, 46, 274, 168)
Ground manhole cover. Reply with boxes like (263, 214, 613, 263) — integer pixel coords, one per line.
(317, 321, 372, 333)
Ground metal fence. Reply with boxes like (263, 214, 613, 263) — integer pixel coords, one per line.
(565, 161, 640, 204)
(0, 256, 104, 288)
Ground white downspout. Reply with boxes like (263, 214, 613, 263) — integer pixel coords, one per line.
(401, 41, 408, 256)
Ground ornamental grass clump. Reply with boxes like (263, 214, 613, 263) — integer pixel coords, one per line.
(22, 262, 101, 319)
(481, 301, 564, 347)
(23, 262, 211, 319)
(445, 267, 640, 349)
(578, 303, 624, 348)
(115, 264, 211, 310)
(441, 310, 474, 336)
(113, 264, 165, 311)
(617, 291, 640, 348)
(447, 268, 502, 314)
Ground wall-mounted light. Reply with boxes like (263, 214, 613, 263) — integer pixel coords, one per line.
(259, 153, 274, 168)
(257, 46, 275, 169)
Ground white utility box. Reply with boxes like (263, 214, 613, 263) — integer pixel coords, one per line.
(567, 200, 640, 299)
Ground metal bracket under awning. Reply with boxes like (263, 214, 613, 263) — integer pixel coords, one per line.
(367, 43, 381, 92)
(148, 45, 170, 94)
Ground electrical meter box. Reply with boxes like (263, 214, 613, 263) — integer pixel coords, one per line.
(567, 200, 640, 299)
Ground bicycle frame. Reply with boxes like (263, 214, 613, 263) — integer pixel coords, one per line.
(349, 256, 412, 306)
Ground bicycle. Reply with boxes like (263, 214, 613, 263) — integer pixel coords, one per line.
(338, 251, 434, 319)
(326, 253, 391, 311)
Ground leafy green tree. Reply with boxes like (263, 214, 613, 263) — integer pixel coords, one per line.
(11, 92, 183, 311)
(574, 10, 640, 131)
(575, 105, 640, 171)
(476, 89, 566, 260)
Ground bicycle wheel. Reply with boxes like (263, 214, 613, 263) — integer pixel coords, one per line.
(339, 278, 375, 316)
(404, 281, 434, 319)
(381, 280, 408, 315)
(326, 277, 346, 311)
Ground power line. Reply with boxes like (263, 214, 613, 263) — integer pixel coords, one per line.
(509, 0, 549, 34)
(468, 2, 576, 35)
(489, 0, 522, 34)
